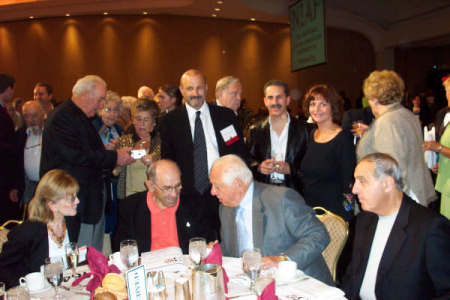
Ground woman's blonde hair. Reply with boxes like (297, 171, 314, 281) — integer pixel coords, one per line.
(28, 169, 79, 223)
(363, 70, 405, 105)
(443, 76, 450, 90)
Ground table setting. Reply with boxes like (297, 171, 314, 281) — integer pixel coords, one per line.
(5, 238, 346, 300)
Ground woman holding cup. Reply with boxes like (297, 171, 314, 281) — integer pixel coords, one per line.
(0, 169, 79, 288)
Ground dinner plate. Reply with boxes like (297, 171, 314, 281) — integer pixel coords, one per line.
(275, 269, 305, 285)
(28, 280, 53, 295)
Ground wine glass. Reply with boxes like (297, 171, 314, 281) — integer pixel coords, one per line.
(120, 239, 139, 270)
(44, 257, 65, 300)
(242, 248, 262, 292)
(189, 237, 206, 267)
(65, 242, 79, 278)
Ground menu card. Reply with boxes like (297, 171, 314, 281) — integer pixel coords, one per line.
(140, 247, 187, 273)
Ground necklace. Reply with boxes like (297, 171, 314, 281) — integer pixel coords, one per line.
(47, 221, 67, 248)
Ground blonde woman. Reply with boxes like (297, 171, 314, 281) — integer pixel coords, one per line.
(0, 169, 79, 288)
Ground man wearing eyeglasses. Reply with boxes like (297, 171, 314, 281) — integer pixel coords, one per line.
(114, 159, 191, 253)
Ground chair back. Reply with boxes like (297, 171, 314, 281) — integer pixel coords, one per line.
(313, 207, 349, 282)
(0, 219, 23, 253)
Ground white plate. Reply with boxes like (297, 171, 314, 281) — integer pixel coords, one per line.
(275, 269, 305, 285)
(28, 281, 53, 295)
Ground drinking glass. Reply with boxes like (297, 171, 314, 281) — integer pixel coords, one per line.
(65, 242, 79, 277)
(120, 239, 139, 269)
(270, 152, 284, 184)
(44, 257, 64, 300)
(188, 237, 206, 266)
(242, 248, 262, 292)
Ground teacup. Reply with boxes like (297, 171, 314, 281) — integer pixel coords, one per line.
(19, 272, 46, 292)
(109, 251, 127, 271)
(276, 261, 297, 282)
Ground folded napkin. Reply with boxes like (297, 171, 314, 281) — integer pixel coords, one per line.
(72, 247, 121, 300)
(258, 280, 278, 300)
(204, 243, 229, 294)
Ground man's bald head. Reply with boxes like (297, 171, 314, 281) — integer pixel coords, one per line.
(146, 159, 182, 209)
(179, 69, 208, 110)
(22, 100, 46, 130)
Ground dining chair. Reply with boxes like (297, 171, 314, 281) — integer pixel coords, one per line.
(313, 206, 349, 282)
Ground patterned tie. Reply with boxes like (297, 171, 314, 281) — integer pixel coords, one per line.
(193, 111, 209, 194)
(236, 205, 249, 256)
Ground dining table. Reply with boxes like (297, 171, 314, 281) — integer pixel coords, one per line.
(15, 249, 346, 300)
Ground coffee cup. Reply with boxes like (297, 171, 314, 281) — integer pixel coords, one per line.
(276, 261, 297, 281)
(19, 272, 45, 292)
(109, 252, 127, 271)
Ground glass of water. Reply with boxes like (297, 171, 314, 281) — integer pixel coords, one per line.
(242, 248, 262, 292)
(44, 257, 64, 300)
(188, 237, 206, 267)
(65, 242, 79, 277)
(120, 239, 139, 269)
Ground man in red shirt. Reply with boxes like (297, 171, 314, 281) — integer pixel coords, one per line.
(114, 159, 192, 253)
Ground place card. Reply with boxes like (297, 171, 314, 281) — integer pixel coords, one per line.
(126, 265, 148, 300)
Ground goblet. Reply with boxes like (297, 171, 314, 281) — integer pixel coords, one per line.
(242, 248, 262, 292)
(188, 237, 206, 267)
(44, 257, 65, 300)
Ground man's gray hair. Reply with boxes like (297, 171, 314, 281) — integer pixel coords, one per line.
(72, 75, 106, 97)
(359, 152, 404, 190)
(146, 159, 180, 180)
(215, 76, 241, 99)
(212, 154, 252, 186)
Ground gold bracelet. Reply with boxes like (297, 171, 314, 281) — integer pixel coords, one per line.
(438, 145, 443, 153)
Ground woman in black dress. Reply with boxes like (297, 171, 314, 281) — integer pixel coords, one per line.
(300, 84, 356, 221)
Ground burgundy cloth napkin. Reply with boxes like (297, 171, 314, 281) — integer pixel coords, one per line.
(72, 247, 121, 300)
(258, 280, 278, 300)
(204, 243, 229, 294)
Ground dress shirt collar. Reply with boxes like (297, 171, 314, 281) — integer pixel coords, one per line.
(238, 182, 254, 211)
(185, 101, 209, 119)
(26, 126, 43, 136)
(268, 112, 290, 128)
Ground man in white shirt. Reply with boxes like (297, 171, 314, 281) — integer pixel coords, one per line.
(11, 100, 46, 206)
(33, 82, 54, 115)
(160, 69, 249, 243)
(342, 152, 450, 300)
(247, 80, 310, 193)
(210, 154, 332, 284)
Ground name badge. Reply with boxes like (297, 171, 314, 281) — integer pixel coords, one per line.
(220, 125, 239, 146)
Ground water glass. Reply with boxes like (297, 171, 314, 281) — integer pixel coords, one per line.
(242, 248, 262, 292)
(65, 242, 79, 277)
(44, 257, 64, 300)
(120, 239, 139, 269)
(188, 237, 206, 266)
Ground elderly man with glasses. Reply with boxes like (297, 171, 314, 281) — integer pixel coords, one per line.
(113, 159, 192, 254)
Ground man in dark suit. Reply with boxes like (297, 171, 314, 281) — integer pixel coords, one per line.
(342, 153, 450, 300)
(160, 69, 249, 243)
(247, 80, 310, 194)
(0, 73, 20, 224)
(211, 154, 333, 285)
(40, 75, 134, 251)
(116, 159, 191, 254)
(10, 101, 46, 207)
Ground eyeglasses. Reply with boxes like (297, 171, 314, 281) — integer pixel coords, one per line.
(154, 182, 182, 193)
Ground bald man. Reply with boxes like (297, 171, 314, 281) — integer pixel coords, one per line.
(160, 69, 250, 243)
(10, 101, 46, 207)
(114, 159, 191, 253)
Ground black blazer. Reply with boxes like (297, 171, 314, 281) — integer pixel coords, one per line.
(342, 195, 450, 300)
(12, 126, 27, 195)
(40, 99, 117, 235)
(0, 221, 76, 288)
(246, 116, 311, 194)
(0, 105, 16, 192)
(116, 191, 190, 254)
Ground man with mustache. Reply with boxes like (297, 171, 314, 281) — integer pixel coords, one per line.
(160, 69, 249, 244)
(247, 80, 311, 194)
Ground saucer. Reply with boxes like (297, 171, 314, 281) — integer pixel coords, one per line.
(27, 280, 52, 295)
(275, 269, 305, 285)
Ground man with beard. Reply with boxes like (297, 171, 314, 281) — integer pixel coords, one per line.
(160, 69, 249, 243)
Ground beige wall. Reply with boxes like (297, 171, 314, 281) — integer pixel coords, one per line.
(0, 14, 375, 111)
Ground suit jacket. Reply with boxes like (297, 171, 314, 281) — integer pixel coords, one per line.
(12, 127, 28, 197)
(220, 182, 333, 285)
(40, 99, 117, 238)
(247, 116, 311, 193)
(341, 107, 374, 134)
(342, 195, 450, 300)
(0, 105, 19, 223)
(160, 103, 250, 241)
(0, 221, 76, 288)
(116, 191, 191, 254)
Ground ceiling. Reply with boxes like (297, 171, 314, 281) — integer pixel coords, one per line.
(1, 0, 450, 46)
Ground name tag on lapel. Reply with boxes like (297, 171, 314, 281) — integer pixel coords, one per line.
(220, 125, 239, 146)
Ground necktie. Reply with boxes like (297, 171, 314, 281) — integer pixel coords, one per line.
(236, 205, 249, 256)
(193, 111, 209, 194)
